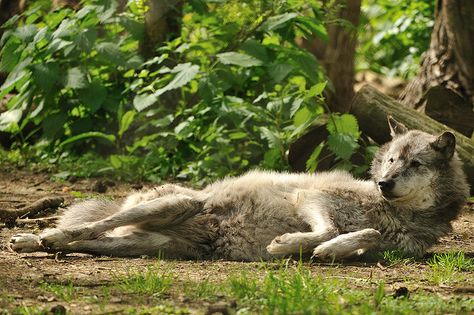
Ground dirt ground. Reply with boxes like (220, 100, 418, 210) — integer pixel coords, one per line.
(0, 165, 473, 314)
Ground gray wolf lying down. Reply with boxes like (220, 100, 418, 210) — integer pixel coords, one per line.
(9, 117, 469, 261)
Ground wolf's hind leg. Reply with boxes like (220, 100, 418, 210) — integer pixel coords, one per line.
(62, 231, 202, 258)
(9, 233, 44, 253)
(312, 228, 381, 260)
(121, 184, 200, 211)
(39, 194, 203, 251)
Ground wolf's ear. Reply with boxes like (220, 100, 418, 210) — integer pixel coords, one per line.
(387, 115, 408, 137)
(431, 131, 456, 160)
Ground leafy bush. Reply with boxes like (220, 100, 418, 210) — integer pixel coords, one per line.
(358, 0, 435, 78)
(0, 0, 371, 183)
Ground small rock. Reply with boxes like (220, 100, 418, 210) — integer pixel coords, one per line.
(205, 301, 237, 315)
(393, 286, 409, 298)
(131, 183, 143, 190)
(92, 180, 107, 193)
(103, 180, 116, 187)
(50, 304, 66, 315)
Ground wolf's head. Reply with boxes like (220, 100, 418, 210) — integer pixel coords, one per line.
(370, 116, 468, 210)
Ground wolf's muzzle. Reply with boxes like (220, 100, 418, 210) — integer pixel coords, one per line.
(378, 179, 395, 193)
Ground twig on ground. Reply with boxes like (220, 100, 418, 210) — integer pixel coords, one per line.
(0, 196, 64, 221)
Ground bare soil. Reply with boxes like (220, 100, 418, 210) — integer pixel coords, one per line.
(0, 165, 473, 314)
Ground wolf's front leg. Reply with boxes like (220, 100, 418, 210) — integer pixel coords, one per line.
(266, 230, 338, 255)
(312, 228, 381, 260)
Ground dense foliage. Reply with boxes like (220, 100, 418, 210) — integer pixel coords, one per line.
(1, 0, 374, 183)
(358, 0, 434, 78)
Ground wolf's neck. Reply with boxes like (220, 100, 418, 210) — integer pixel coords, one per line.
(388, 185, 436, 211)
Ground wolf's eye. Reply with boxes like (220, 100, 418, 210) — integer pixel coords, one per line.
(388, 158, 394, 163)
(410, 160, 422, 168)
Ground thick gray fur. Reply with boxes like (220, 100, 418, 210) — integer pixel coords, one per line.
(9, 118, 469, 261)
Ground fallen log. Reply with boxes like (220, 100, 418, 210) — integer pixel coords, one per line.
(351, 85, 474, 191)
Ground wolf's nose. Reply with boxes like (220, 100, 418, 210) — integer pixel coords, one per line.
(378, 180, 395, 192)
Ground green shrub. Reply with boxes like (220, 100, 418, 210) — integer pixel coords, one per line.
(1, 0, 372, 182)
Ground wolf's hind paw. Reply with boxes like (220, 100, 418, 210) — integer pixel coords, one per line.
(9, 233, 43, 253)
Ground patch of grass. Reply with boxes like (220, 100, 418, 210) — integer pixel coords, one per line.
(381, 250, 414, 266)
(183, 278, 222, 300)
(221, 262, 474, 314)
(428, 252, 474, 284)
(228, 272, 259, 300)
(124, 304, 190, 315)
(39, 281, 76, 302)
(12, 304, 50, 315)
(115, 264, 173, 296)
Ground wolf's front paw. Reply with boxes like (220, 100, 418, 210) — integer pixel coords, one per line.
(312, 243, 336, 261)
(40, 228, 70, 249)
(266, 233, 302, 255)
(9, 233, 43, 253)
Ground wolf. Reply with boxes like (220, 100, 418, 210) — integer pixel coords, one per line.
(8, 117, 469, 261)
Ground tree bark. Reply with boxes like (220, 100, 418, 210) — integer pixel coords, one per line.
(140, 0, 183, 57)
(302, 0, 361, 113)
(400, 0, 474, 111)
(352, 85, 474, 190)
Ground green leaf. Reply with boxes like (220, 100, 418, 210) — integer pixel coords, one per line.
(118, 110, 136, 138)
(0, 41, 20, 72)
(32, 63, 60, 93)
(59, 131, 116, 147)
(291, 51, 320, 84)
(109, 154, 122, 169)
(240, 40, 269, 62)
(0, 70, 29, 100)
(0, 109, 22, 132)
(268, 63, 293, 84)
(76, 28, 97, 52)
(326, 114, 360, 139)
(47, 38, 73, 54)
(15, 25, 37, 41)
(96, 42, 124, 65)
(229, 131, 247, 140)
(289, 98, 304, 118)
(307, 81, 327, 98)
(78, 80, 107, 112)
(295, 16, 328, 42)
(52, 19, 74, 39)
(306, 142, 324, 173)
(42, 112, 66, 139)
(150, 63, 199, 100)
(260, 126, 282, 150)
(327, 133, 359, 160)
(259, 13, 298, 32)
(133, 93, 158, 112)
(217, 52, 263, 67)
(66, 67, 87, 89)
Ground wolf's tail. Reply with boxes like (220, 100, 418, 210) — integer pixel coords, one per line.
(56, 199, 119, 229)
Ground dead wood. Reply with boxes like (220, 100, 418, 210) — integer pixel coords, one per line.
(0, 196, 64, 221)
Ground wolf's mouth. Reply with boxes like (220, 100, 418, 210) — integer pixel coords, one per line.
(377, 188, 402, 201)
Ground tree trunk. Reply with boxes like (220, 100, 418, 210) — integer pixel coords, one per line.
(302, 0, 361, 113)
(352, 85, 474, 191)
(400, 0, 474, 113)
(140, 0, 183, 57)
